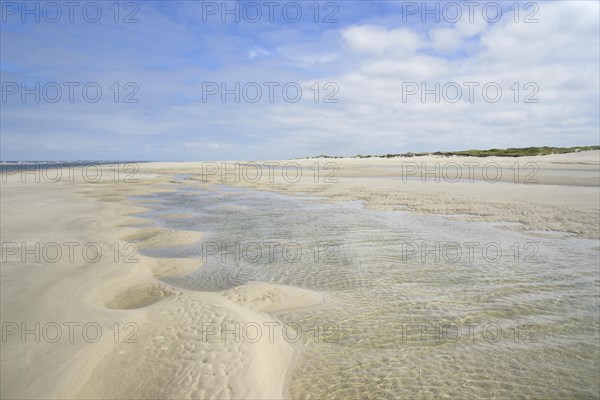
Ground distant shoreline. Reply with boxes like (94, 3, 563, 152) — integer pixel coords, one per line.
(301, 145, 600, 159)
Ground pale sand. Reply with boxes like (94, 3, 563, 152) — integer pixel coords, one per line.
(0, 173, 322, 399)
(140, 151, 599, 239)
(1, 151, 598, 399)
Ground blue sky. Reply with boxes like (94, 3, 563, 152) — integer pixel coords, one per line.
(1, 0, 599, 161)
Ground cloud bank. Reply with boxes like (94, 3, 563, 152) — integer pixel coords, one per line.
(1, 0, 598, 160)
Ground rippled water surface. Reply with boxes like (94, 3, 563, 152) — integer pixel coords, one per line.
(135, 184, 600, 399)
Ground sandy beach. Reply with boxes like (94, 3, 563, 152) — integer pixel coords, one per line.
(1, 151, 599, 399)
(4, 1, 598, 397)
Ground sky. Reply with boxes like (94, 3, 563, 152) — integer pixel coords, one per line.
(1, 0, 599, 161)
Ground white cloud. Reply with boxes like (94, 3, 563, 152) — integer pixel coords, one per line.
(184, 142, 229, 150)
(479, 1, 599, 65)
(455, 12, 489, 37)
(341, 25, 421, 57)
(361, 56, 449, 80)
(248, 46, 270, 59)
(429, 13, 488, 51)
(429, 28, 463, 51)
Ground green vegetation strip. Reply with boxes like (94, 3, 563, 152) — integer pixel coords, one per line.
(304, 146, 600, 159)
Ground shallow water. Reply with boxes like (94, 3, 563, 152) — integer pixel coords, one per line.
(134, 184, 600, 399)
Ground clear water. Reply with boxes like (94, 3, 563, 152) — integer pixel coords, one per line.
(134, 184, 600, 399)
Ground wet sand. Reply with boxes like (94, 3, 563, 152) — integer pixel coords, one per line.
(1, 151, 598, 398)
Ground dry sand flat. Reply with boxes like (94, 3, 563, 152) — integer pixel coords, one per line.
(1, 151, 598, 399)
